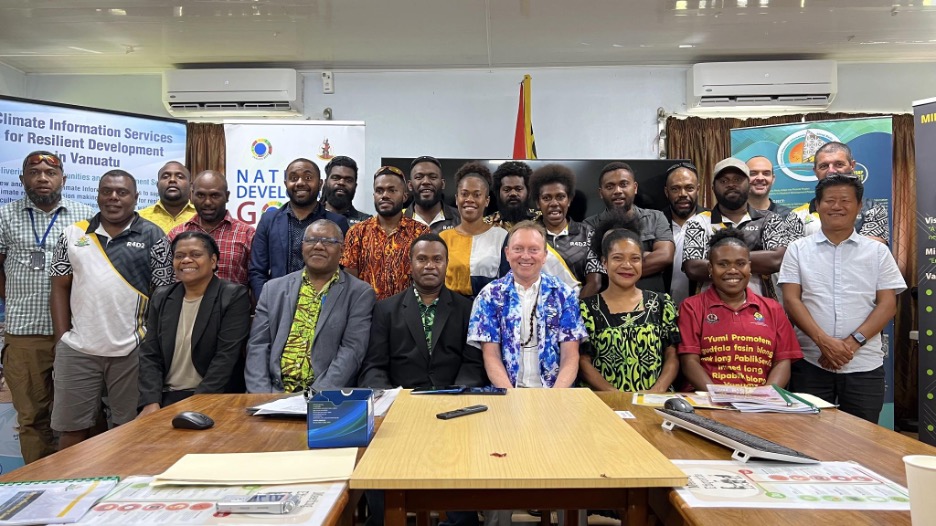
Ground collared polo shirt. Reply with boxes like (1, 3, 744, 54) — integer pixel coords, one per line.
(169, 212, 256, 286)
(138, 201, 197, 234)
(778, 230, 906, 373)
(0, 196, 94, 335)
(681, 206, 801, 298)
(791, 199, 889, 243)
(542, 220, 597, 283)
(50, 213, 174, 357)
(677, 287, 802, 387)
(584, 206, 674, 293)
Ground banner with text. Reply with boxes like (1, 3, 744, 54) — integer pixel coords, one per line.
(0, 96, 186, 207)
(914, 97, 936, 446)
(224, 121, 366, 226)
(730, 117, 896, 429)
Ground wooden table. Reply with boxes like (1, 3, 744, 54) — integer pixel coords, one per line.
(0, 394, 351, 526)
(597, 391, 936, 526)
(350, 388, 687, 526)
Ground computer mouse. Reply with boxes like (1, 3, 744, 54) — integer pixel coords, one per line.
(663, 397, 695, 413)
(171, 411, 215, 430)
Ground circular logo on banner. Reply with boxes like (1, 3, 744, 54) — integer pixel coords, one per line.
(251, 138, 273, 160)
(776, 129, 843, 182)
(261, 201, 282, 213)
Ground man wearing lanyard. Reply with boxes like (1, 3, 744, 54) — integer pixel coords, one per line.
(0, 151, 94, 463)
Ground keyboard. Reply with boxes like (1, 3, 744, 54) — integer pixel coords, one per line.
(655, 408, 819, 464)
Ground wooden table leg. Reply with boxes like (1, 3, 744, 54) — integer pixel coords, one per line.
(627, 488, 648, 526)
(562, 509, 581, 526)
(416, 511, 431, 526)
(541, 512, 551, 526)
(384, 490, 406, 526)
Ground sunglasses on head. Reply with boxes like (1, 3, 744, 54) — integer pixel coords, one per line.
(23, 153, 63, 169)
(374, 166, 404, 177)
(665, 161, 697, 175)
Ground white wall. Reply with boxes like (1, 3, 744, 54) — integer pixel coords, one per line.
(0, 63, 25, 98)
(10, 62, 936, 194)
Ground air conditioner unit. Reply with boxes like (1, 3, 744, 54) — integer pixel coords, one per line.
(687, 60, 837, 111)
(163, 68, 304, 117)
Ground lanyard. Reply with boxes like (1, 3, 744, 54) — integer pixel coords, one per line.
(26, 208, 61, 249)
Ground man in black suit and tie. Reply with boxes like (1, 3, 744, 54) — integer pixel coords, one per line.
(358, 232, 485, 526)
(358, 233, 486, 389)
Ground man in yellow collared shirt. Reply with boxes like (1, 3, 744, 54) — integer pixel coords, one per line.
(138, 161, 196, 233)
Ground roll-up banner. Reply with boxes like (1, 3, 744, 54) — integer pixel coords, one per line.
(224, 121, 365, 226)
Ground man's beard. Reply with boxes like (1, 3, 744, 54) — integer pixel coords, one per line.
(286, 188, 317, 207)
(323, 186, 353, 210)
(497, 198, 529, 224)
(26, 187, 62, 207)
(670, 198, 697, 219)
(716, 190, 749, 211)
(376, 201, 405, 218)
(413, 190, 443, 210)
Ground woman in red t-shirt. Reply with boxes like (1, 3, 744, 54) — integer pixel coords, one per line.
(677, 227, 802, 390)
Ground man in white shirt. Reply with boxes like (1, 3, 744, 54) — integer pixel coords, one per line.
(662, 161, 706, 306)
(779, 175, 905, 423)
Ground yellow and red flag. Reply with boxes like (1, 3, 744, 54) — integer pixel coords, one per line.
(512, 75, 537, 160)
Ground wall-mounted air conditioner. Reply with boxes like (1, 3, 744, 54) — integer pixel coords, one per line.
(687, 60, 837, 111)
(163, 68, 304, 117)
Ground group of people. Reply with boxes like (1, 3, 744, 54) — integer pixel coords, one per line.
(0, 144, 905, 479)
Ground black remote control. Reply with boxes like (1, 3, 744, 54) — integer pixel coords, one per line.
(436, 405, 488, 420)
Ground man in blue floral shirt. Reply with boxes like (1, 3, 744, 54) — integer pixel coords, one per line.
(468, 221, 586, 388)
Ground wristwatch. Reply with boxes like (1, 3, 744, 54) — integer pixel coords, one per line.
(851, 331, 867, 346)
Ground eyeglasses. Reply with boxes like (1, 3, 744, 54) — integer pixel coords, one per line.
(23, 154, 63, 170)
(303, 236, 343, 247)
(665, 161, 697, 175)
(98, 188, 133, 198)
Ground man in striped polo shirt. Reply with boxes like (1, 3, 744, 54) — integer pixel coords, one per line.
(50, 170, 174, 450)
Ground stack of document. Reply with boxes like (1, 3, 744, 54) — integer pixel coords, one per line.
(248, 387, 401, 417)
(706, 384, 823, 413)
(152, 449, 357, 486)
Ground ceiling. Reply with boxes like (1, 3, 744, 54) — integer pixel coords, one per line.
(1, 0, 935, 74)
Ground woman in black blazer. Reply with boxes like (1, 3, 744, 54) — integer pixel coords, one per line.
(138, 232, 251, 416)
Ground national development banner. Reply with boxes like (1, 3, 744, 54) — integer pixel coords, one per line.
(914, 97, 936, 446)
(0, 96, 186, 207)
(730, 117, 896, 428)
(224, 121, 365, 226)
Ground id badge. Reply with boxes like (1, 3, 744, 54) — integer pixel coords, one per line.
(29, 251, 45, 270)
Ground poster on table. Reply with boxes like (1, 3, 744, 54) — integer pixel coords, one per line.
(914, 97, 936, 446)
(224, 121, 365, 227)
(0, 95, 187, 208)
(730, 117, 896, 429)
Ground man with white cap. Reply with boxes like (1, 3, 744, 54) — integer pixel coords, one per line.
(681, 157, 802, 300)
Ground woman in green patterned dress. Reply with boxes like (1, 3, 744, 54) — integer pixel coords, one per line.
(578, 220, 680, 392)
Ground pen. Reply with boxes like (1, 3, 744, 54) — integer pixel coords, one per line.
(773, 384, 793, 407)
(777, 386, 820, 412)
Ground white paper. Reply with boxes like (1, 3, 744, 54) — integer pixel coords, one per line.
(57, 476, 345, 525)
(0, 478, 118, 525)
(374, 387, 402, 417)
(671, 460, 910, 510)
(250, 395, 306, 416)
(615, 411, 636, 419)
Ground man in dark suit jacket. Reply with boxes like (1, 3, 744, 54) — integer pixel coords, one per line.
(248, 157, 349, 300)
(246, 219, 374, 393)
(359, 233, 485, 389)
(358, 232, 484, 526)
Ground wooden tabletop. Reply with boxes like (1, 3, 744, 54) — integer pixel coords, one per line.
(596, 391, 936, 526)
(0, 394, 349, 526)
(350, 388, 687, 490)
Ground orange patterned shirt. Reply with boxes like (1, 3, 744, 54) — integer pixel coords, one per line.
(340, 216, 429, 300)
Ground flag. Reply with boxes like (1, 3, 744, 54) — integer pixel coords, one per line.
(512, 75, 537, 159)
